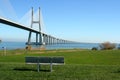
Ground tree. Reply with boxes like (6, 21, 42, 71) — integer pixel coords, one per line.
(99, 42, 116, 50)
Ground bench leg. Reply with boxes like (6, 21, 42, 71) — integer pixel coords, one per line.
(37, 63, 40, 72)
(50, 63, 52, 72)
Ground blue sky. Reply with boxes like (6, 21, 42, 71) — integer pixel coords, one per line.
(0, 0, 120, 43)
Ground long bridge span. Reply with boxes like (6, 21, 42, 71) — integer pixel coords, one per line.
(0, 7, 75, 45)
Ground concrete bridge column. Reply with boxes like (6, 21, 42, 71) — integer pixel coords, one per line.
(61, 40, 63, 44)
(44, 34, 47, 44)
(64, 40, 66, 44)
(63, 40, 65, 44)
(27, 31, 32, 45)
(49, 36, 52, 44)
(55, 38, 57, 44)
(36, 33, 38, 44)
(48, 36, 50, 45)
(51, 37, 53, 44)
(53, 37, 55, 44)
(52, 37, 54, 44)
(57, 39, 59, 44)
(44, 34, 48, 45)
(60, 39, 62, 44)
(45, 35, 48, 45)
(42, 34, 45, 44)
(39, 33, 42, 45)
(47, 36, 49, 45)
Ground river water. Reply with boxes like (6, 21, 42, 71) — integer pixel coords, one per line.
(0, 42, 100, 50)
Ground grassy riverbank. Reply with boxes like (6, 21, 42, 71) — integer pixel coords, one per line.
(0, 49, 120, 80)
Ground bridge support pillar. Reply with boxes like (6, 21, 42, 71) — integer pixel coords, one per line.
(39, 33, 42, 45)
(45, 36, 48, 45)
(36, 33, 38, 44)
(27, 32, 32, 45)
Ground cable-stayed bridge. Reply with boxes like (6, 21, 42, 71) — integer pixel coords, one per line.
(0, 7, 76, 45)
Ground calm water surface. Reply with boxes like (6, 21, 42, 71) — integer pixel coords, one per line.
(0, 42, 101, 50)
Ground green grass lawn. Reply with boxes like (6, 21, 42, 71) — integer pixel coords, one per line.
(0, 49, 120, 80)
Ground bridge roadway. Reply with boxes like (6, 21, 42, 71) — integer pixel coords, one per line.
(0, 17, 43, 34)
(0, 17, 72, 45)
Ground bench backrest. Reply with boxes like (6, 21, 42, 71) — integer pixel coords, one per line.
(25, 56, 64, 64)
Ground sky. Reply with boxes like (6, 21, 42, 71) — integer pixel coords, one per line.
(0, 0, 120, 43)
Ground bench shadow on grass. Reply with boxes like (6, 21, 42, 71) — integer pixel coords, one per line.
(113, 70, 120, 73)
(111, 69, 120, 74)
(13, 67, 50, 72)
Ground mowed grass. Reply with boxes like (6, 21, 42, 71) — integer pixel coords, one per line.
(0, 49, 120, 80)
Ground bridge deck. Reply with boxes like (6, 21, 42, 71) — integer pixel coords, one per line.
(0, 17, 44, 34)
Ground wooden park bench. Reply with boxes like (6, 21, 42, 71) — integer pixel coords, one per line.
(25, 56, 64, 72)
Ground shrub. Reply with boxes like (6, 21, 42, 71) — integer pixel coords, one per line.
(92, 47, 98, 50)
(25, 45, 32, 50)
(99, 42, 116, 50)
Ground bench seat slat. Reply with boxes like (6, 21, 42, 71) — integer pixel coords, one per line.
(25, 56, 64, 64)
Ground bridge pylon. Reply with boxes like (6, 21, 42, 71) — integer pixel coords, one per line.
(27, 7, 43, 45)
